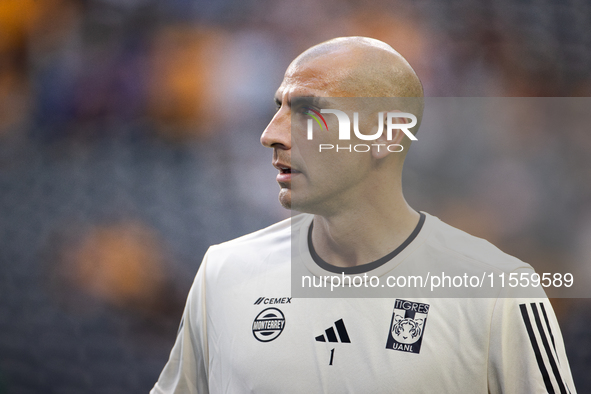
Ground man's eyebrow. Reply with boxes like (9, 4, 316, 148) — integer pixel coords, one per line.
(306, 96, 323, 107)
(274, 94, 325, 108)
(296, 96, 327, 109)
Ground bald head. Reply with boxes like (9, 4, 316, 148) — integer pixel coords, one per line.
(286, 37, 424, 138)
(291, 37, 423, 98)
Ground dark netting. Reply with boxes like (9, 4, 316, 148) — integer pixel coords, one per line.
(1, 0, 590, 392)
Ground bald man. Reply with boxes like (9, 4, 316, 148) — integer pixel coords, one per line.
(152, 37, 576, 394)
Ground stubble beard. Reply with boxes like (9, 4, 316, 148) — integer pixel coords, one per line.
(278, 188, 291, 210)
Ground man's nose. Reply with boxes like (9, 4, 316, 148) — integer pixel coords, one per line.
(261, 109, 291, 150)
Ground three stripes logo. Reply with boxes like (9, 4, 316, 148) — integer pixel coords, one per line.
(315, 318, 351, 343)
(520, 302, 572, 394)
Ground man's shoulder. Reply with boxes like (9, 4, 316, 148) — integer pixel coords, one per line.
(424, 212, 533, 273)
(206, 213, 310, 258)
(197, 216, 303, 284)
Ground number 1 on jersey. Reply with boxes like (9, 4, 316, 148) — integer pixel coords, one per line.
(329, 348, 335, 365)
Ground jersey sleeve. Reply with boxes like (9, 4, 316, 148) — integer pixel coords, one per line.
(487, 274, 576, 394)
(151, 252, 210, 394)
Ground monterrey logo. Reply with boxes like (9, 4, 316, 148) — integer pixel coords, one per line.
(252, 307, 286, 342)
(305, 109, 417, 153)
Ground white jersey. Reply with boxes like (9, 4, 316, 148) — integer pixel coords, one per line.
(151, 212, 576, 394)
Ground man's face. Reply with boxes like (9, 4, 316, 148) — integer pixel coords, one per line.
(260, 55, 376, 214)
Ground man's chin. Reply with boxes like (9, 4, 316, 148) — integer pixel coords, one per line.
(278, 189, 291, 210)
(279, 189, 319, 213)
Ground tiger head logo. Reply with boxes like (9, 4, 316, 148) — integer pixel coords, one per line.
(391, 314, 424, 344)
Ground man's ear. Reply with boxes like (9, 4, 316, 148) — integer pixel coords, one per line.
(370, 111, 408, 159)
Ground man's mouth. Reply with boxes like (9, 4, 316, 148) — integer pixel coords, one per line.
(275, 163, 300, 174)
(275, 163, 300, 182)
(282, 168, 301, 175)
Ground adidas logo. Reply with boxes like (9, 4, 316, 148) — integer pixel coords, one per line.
(315, 319, 351, 343)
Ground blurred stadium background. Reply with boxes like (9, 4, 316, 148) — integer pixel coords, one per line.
(0, 0, 590, 392)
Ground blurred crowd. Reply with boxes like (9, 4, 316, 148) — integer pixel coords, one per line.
(0, 0, 590, 392)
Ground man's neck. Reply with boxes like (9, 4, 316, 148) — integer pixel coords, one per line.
(310, 196, 420, 269)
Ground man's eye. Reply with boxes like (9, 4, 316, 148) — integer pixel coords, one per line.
(301, 106, 316, 115)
